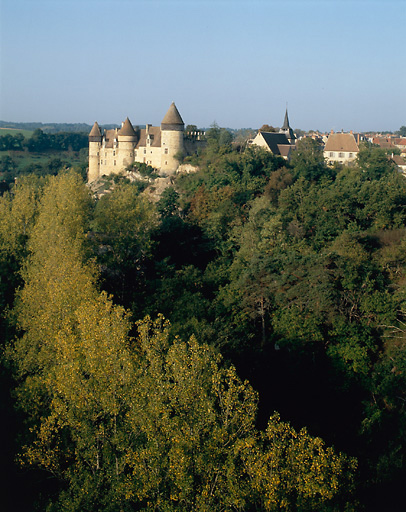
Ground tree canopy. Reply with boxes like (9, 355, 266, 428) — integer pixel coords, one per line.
(3, 131, 406, 510)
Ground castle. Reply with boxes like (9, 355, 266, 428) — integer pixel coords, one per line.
(88, 102, 202, 182)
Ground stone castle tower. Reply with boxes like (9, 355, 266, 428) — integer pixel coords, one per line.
(88, 102, 197, 182)
(160, 103, 184, 173)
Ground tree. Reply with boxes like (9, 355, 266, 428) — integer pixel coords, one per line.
(6, 172, 134, 511)
(356, 142, 396, 180)
(26, 129, 52, 152)
(397, 126, 406, 137)
(156, 186, 180, 218)
(5, 171, 356, 510)
(0, 175, 42, 313)
(92, 182, 158, 308)
(290, 137, 330, 181)
(0, 155, 17, 175)
(259, 124, 277, 132)
(243, 413, 356, 511)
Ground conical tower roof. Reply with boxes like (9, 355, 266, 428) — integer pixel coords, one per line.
(89, 121, 102, 141)
(89, 121, 102, 137)
(161, 102, 184, 126)
(282, 109, 290, 130)
(118, 117, 137, 137)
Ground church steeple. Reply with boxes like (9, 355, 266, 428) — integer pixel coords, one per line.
(280, 108, 295, 143)
(282, 108, 290, 131)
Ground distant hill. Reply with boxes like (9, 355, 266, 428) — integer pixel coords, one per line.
(0, 121, 119, 134)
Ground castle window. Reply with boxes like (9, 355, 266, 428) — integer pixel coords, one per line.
(165, 161, 168, 165)
(349, 153, 353, 158)
(114, 160, 116, 166)
(105, 152, 107, 157)
(144, 149, 146, 154)
(97, 152, 99, 156)
(338, 152, 345, 158)
(329, 152, 334, 157)
(113, 151, 115, 156)
(134, 151, 137, 156)
(165, 148, 169, 154)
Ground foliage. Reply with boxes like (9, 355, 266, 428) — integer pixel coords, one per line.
(0, 175, 43, 313)
(397, 126, 406, 137)
(91, 182, 158, 308)
(356, 142, 396, 180)
(289, 137, 330, 181)
(156, 186, 180, 218)
(4, 134, 406, 509)
(25, 129, 88, 153)
(0, 132, 25, 151)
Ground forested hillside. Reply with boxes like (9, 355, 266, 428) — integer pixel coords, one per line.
(1, 132, 406, 511)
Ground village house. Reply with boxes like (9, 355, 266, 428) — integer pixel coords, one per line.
(324, 131, 359, 165)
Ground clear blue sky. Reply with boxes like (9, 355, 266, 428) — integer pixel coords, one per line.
(0, 0, 405, 132)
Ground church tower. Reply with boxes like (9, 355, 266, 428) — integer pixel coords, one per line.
(280, 109, 296, 144)
(88, 122, 102, 182)
(160, 102, 184, 174)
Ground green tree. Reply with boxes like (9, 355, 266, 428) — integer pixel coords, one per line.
(156, 186, 180, 218)
(92, 182, 158, 306)
(397, 126, 406, 137)
(356, 142, 396, 180)
(0, 175, 43, 313)
(290, 137, 330, 181)
(26, 128, 52, 152)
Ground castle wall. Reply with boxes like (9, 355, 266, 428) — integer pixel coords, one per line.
(99, 146, 123, 176)
(134, 145, 162, 168)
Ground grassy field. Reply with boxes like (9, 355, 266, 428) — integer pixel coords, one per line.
(0, 127, 34, 138)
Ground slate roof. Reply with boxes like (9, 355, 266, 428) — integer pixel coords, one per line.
(259, 132, 291, 155)
(161, 102, 184, 126)
(324, 133, 359, 152)
(136, 126, 161, 148)
(282, 109, 290, 130)
(104, 129, 118, 148)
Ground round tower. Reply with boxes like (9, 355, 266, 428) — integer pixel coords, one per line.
(117, 117, 137, 171)
(88, 122, 102, 182)
(160, 102, 184, 174)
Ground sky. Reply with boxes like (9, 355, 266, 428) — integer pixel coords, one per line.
(0, 0, 405, 132)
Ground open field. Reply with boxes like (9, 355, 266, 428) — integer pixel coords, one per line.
(0, 127, 34, 138)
